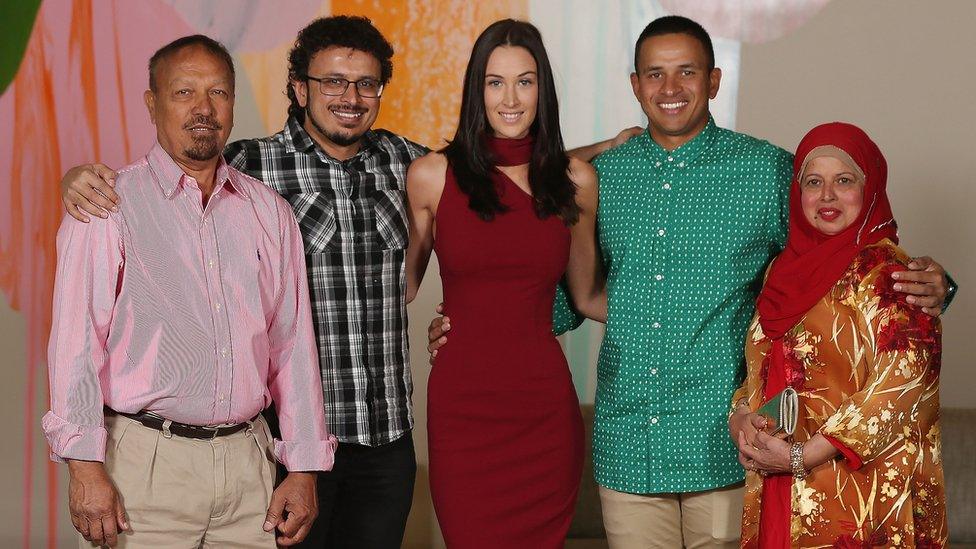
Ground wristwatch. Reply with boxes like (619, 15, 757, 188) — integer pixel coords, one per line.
(943, 273, 958, 314)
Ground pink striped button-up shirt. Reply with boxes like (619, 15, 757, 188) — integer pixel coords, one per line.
(42, 143, 337, 471)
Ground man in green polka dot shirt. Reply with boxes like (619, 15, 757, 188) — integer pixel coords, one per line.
(429, 15, 952, 548)
(568, 15, 951, 547)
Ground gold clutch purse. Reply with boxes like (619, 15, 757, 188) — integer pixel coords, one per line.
(757, 387, 799, 436)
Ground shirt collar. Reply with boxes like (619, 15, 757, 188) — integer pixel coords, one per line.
(283, 115, 381, 161)
(640, 116, 718, 168)
(147, 142, 248, 200)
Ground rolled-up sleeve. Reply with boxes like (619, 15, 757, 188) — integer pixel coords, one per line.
(43, 213, 123, 462)
(267, 198, 337, 472)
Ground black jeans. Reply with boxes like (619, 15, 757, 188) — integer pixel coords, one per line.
(265, 409, 417, 549)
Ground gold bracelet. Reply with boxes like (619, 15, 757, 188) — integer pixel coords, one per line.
(790, 442, 808, 479)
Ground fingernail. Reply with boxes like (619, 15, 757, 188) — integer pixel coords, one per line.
(907, 296, 917, 304)
(112, 206, 119, 212)
(891, 272, 900, 279)
(263, 521, 274, 531)
(893, 283, 902, 291)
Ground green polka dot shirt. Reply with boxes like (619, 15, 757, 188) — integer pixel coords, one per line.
(590, 118, 793, 493)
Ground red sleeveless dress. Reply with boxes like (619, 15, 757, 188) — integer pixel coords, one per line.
(427, 136, 584, 548)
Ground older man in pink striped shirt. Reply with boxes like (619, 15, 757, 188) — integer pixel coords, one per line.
(42, 35, 336, 548)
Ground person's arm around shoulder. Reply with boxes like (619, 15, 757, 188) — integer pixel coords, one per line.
(819, 254, 940, 469)
(564, 158, 607, 323)
(405, 151, 448, 304)
(567, 127, 643, 163)
(60, 163, 120, 222)
(263, 195, 337, 546)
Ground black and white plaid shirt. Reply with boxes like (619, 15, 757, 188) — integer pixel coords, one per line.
(224, 117, 427, 446)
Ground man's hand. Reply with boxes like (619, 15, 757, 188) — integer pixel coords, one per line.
(61, 163, 119, 222)
(892, 256, 949, 316)
(426, 303, 450, 365)
(264, 471, 318, 546)
(66, 460, 128, 547)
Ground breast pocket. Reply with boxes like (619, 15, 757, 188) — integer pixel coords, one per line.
(287, 192, 338, 253)
(372, 189, 408, 250)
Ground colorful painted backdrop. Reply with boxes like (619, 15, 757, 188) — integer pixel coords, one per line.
(0, 0, 827, 545)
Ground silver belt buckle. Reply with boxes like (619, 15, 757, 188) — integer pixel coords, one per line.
(161, 419, 173, 439)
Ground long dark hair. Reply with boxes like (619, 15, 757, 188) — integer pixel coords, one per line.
(442, 19, 579, 224)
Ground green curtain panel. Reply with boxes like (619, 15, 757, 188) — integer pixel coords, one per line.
(0, 0, 42, 94)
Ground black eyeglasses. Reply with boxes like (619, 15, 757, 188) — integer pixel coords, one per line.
(305, 75, 385, 98)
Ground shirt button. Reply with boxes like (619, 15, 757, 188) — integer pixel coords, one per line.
(667, 156, 674, 162)
(678, 161, 685, 168)
(208, 259, 215, 268)
(650, 417, 659, 424)
(655, 161, 662, 167)
(662, 183, 671, 190)
(655, 274, 664, 281)
(221, 347, 228, 357)
(650, 368, 658, 375)
(215, 303, 221, 311)
(218, 396, 225, 403)
(657, 229, 666, 237)
(652, 322, 661, 329)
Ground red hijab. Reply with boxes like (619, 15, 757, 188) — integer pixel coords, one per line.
(756, 122, 898, 340)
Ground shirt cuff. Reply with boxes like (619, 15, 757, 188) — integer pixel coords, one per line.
(273, 435, 338, 472)
(823, 434, 863, 470)
(41, 411, 108, 463)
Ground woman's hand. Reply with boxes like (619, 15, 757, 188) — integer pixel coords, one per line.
(729, 406, 767, 469)
(611, 126, 644, 148)
(737, 430, 792, 475)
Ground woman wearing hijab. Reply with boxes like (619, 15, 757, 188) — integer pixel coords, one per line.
(727, 122, 946, 548)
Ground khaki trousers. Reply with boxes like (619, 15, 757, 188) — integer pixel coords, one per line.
(81, 414, 277, 548)
(599, 482, 744, 549)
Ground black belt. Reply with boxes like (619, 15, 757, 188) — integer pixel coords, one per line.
(106, 409, 254, 440)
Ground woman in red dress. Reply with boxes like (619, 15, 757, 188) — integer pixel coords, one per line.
(404, 19, 605, 548)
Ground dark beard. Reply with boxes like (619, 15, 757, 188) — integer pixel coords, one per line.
(183, 115, 223, 161)
(184, 134, 220, 161)
(306, 105, 365, 147)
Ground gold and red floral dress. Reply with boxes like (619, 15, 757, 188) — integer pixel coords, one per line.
(735, 240, 946, 548)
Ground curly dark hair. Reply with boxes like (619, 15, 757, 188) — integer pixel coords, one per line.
(286, 16, 394, 122)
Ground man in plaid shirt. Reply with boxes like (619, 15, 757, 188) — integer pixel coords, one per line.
(60, 16, 425, 548)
